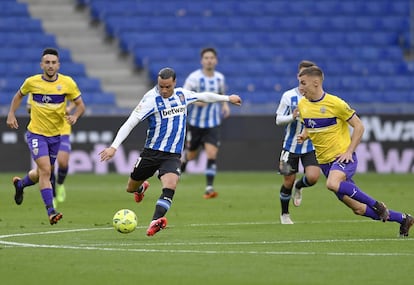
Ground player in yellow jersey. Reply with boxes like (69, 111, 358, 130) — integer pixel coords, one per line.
(296, 66, 413, 237)
(6, 48, 85, 225)
(26, 95, 74, 206)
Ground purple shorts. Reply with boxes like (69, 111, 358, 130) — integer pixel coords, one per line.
(26, 131, 60, 165)
(59, 134, 71, 153)
(319, 152, 357, 183)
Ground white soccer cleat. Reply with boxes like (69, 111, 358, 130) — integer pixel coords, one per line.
(280, 213, 294, 225)
(292, 180, 302, 207)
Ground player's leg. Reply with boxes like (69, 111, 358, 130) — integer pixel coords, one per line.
(13, 132, 43, 205)
(55, 135, 71, 202)
(38, 135, 62, 224)
(129, 155, 157, 203)
(203, 126, 220, 199)
(146, 154, 180, 236)
(180, 125, 200, 173)
(292, 151, 320, 207)
(279, 174, 295, 224)
(325, 153, 390, 222)
(339, 194, 413, 236)
(12, 168, 38, 205)
(203, 142, 219, 198)
(278, 150, 297, 224)
(181, 149, 198, 172)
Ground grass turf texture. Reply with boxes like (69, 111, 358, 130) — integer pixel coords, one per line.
(0, 172, 413, 285)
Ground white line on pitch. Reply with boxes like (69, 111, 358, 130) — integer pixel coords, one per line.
(0, 240, 412, 257)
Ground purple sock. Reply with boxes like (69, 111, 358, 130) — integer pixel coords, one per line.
(40, 188, 55, 215)
(364, 207, 380, 220)
(388, 210, 404, 223)
(57, 167, 68, 184)
(364, 207, 404, 223)
(20, 175, 35, 189)
(338, 181, 376, 208)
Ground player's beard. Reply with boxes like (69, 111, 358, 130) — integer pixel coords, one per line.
(44, 70, 56, 80)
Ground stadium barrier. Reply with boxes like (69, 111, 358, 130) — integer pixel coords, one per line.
(0, 115, 413, 173)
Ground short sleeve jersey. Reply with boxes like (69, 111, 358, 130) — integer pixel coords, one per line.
(20, 74, 80, 137)
(184, 69, 225, 128)
(298, 93, 355, 164)
(26, 92, 72, 135)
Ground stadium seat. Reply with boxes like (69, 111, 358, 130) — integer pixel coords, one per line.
(0, 18, 43, 32)
(0, 1, 115, 107)
(84, 0, 413, 106)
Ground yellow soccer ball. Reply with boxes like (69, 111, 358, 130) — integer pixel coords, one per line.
(112, 209, 138, 234)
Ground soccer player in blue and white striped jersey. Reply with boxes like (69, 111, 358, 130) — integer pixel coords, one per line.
(99, 67, 241, 236)
(181, 47, 230, 199)
(275, 60, 320, 225)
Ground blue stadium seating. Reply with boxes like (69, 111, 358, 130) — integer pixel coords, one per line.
(0, 62, 86, 77)
(79, 0, 413, 107)
(0, 47, 73, 62)
(0, 1, 116, 107)
(0, 17, 43, 32)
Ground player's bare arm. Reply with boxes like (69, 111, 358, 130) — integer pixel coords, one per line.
(6, 90, 24, 129)
(337, 114, 364, 163)
(66, 97, 86, 125)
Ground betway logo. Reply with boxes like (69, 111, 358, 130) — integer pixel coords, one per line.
(361, 116, 414, 142)
(161, 106, 186, 118)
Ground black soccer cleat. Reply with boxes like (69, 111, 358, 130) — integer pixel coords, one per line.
(12, 176, 24, 205)
(372, 201, 389, 222)
(400, 214, 414, 237)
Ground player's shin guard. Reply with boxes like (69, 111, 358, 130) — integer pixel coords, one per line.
(152, 188, 175, 220)
(206, 159, 216, 186)
(280, 185, 292, 214)
(41, 188, 55, 215)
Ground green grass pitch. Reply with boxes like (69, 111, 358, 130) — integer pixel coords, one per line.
(0, 172, 413, 285)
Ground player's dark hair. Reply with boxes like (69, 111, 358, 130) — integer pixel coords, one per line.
(158, 67, 176, 80)
(42, 48, 59, 58)
(298, 66, 324, 80)
(200, 47, 217, 58)
(298, 60, 316, 71)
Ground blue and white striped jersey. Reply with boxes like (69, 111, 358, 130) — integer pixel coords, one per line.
(184, 69, 225, 128)
(110, 86, 230, 154)
(275, 87, 314, 154)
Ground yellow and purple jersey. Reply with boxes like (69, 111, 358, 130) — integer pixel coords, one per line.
(20, 73, 80, 137)
(298, 93, 355, 164)
(60, 118, 72, 135)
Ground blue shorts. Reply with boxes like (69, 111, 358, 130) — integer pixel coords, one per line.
(26, 131, 60, 165)
(59, 134, 71, 153)
(319, 152, 357, 183)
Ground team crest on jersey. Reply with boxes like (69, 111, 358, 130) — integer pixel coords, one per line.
(320, 106, 326, 113)
(56, 85, 62, 91)
(176, 91, 185, 103)
(32, 148, 39, 156)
